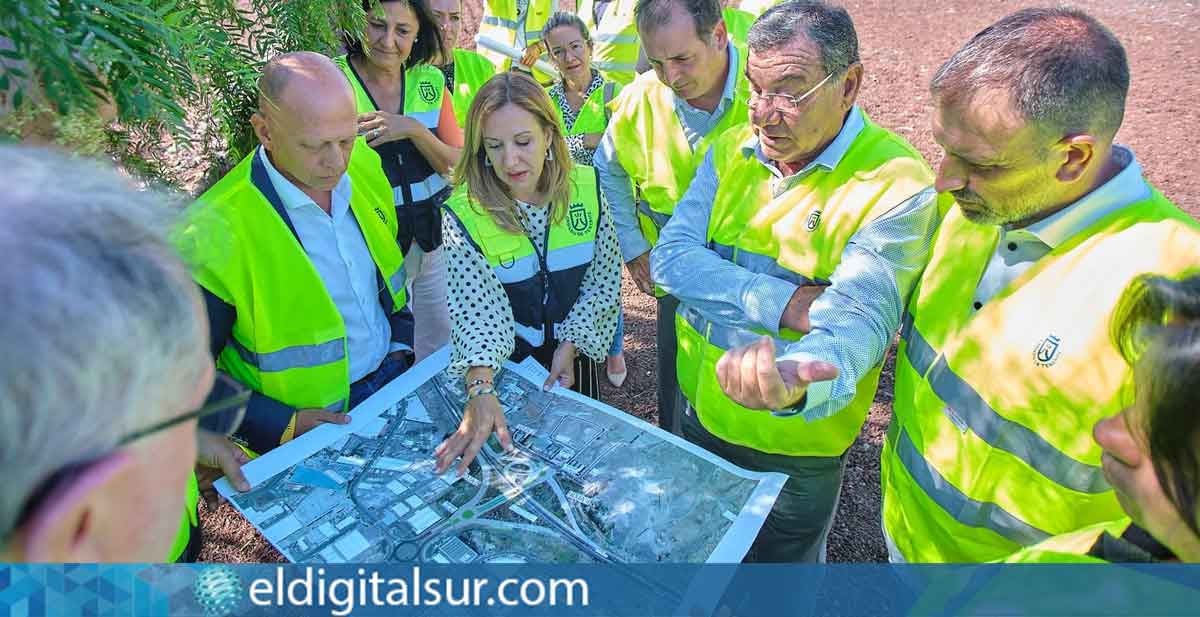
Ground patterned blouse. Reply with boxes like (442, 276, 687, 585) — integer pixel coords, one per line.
(547, 69, 606, 166)
(442, 196, 622, 379)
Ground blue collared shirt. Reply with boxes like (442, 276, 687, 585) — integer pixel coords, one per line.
(651, 107, 942, 420)
(594, 41, 742, 262)
(972, 146, 1149, 309)
(258, 147, 392, 384)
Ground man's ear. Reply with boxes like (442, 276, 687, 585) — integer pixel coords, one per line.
(250, 112, 271, 150)
(711, 19, 728, 49)
(1056, 134, 1098, 184)
(839, 63, 864, 110)
(14, 452, 133, 563)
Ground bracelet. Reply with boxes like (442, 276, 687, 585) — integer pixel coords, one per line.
(467, 386, 496, 401)
(466, 377, 493, 389)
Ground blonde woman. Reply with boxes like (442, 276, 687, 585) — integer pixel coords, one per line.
(434, 73, 621, 475)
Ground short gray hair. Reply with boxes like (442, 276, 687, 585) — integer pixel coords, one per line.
(635, 0, 723, 43)
(931, 7, 1129, 139)
(748, 0, 859, 76)
(0, 146, 208, 541)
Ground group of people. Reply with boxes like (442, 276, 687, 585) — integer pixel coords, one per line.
(2, 0, 1199, 570)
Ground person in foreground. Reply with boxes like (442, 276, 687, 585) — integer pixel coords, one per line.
(0, 146, 247, 562)
(719, 7, 1200, 562)
(184, 51, 414, 457)
(435, 72, 622, 476)
(651, 0, 938, 562)
(1004, 274, 1200, 563)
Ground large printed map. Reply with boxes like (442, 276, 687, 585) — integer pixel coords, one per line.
(216, 348, 785, 564)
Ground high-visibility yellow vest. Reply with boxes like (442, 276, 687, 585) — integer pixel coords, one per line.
(579, 0, 640, 85)
(443, 165, 602, 357)
(1000, 518, 1132, 563)
(182, 143, 408, 416)
(450, 48, 496, 127)
(479, 0, 554, 76)
(881, 189, 1200, 562)
(336, 55, 450, 205)
(676, 117, 933, 456)
(738, 0, 781, 16)
(607, 44, 751, 251)
(723, 8, 756, 48)
(168, 472, 200, 562)
(554, 79, 622, 136)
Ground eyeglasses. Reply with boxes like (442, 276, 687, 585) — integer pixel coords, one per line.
(746, 72, 835, 115)
(11, 374, 250, 532)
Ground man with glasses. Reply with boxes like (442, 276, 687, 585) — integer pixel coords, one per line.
(650, 0, 938, 562)
(0, 146, 250, 562)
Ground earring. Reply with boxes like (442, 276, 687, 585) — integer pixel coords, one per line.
(546, 148, 553, 162)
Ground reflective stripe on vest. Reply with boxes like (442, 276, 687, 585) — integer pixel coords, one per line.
(883, 191, 1200, 562)
(899, 313, 1108, 495)
(186, 141, 407, 412)
(395, 172, 449, 204)
(579, 0, 639, 84)
(444, 165, 602, 352)
(608, 44, 751, 242)
(229, 337, 346, 373)
(675, 116, 933, 456)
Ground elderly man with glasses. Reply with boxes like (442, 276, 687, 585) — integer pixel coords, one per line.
(650, 0, 939, 562)
(0, 146, 250, 563)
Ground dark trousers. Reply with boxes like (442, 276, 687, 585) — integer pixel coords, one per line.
(349, 352, 411, 409)
(679, 389, 846, 563)
(656, 294, 681, 434)
(532, 342, 602, 400)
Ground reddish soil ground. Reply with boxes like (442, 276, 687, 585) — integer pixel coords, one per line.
(199, 0, 1200, 564)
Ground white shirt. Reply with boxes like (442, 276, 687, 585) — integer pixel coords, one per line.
(258, 147, 392, 383)
(972, 146, 1149, 310)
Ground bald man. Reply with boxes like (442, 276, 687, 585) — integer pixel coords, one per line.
(184, 51, 414, 457)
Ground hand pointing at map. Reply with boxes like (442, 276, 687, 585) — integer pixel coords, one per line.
(435, 367, 515, 476)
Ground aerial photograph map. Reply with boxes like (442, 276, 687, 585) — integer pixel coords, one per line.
(217, 348, 786, 566)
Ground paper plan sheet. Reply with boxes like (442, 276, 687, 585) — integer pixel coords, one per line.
(216, 347, 786, 564)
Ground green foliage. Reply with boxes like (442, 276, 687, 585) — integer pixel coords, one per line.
(0, 0, 371, 189)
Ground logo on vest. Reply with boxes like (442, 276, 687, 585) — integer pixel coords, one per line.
(374, 207, 387, 224)
(1033, 334, 1062, 367)
(806, 210, 822, 231)
(567, 201, 591, 235)
(419, 81, 438, 105)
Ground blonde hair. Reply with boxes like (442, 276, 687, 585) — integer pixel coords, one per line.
(452, 72, 573, 233)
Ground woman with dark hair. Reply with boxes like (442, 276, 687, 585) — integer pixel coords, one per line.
(542, 11, 628, 387)
(1004, 273, 1200, 563)
(434, 72, 621, 475)
(337, 0, 462, 362)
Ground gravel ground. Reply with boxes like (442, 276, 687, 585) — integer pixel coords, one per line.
(198, 0, 1200, 564)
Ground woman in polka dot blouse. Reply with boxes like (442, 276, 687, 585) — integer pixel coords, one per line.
(435, 73, 621, 475)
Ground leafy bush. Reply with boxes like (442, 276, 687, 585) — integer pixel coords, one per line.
(1, 0, 370, 190)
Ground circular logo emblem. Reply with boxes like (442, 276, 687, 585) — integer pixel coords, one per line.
(193, 565, 243, 617)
